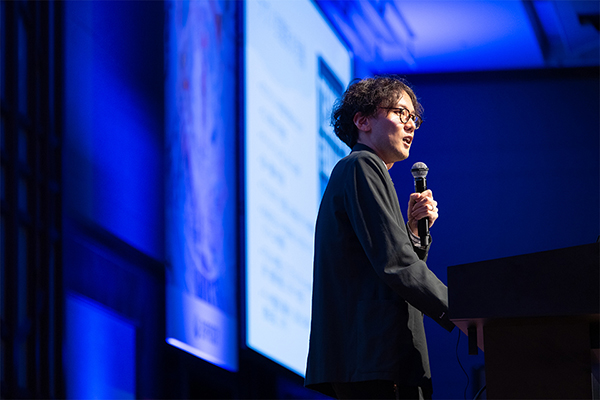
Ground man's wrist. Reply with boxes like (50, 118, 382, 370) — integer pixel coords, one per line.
(408, 224, 425, 248)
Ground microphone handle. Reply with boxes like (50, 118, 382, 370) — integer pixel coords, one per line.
(414, 178, 429, 247)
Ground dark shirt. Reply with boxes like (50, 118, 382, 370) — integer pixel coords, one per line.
(305, 144, 454, 397)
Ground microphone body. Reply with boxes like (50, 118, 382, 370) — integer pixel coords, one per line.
(411, 162, 429, 247)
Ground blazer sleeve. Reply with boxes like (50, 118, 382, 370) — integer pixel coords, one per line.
(407, 222, 431, 262)
(345, 155, 454, 332)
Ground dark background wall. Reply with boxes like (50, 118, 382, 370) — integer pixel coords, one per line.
(389, 69, 599, 396)
(61, 1, 168, 398)
(2, 0, 598, 399)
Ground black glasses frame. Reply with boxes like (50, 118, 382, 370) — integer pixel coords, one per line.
(381, 107, 422, 129)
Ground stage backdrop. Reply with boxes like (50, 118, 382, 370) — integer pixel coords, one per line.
(244, 0, 352, 376)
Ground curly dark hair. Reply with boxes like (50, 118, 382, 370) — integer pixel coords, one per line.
(331, 75, 423, 148)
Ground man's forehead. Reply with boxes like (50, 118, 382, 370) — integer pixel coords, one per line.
(394, 91, 415, 111)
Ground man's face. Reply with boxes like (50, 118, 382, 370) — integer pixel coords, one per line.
(362, 91, 417, 167)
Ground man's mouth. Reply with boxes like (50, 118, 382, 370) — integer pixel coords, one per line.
(403, 136, 412, 145)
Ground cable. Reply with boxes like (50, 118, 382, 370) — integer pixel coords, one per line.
(455, 329, 469, 400)
(473, 384, 486, 400)
(456, 328, 487, 400)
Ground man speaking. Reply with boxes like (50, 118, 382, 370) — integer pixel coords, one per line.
(305, 75, 455, 400)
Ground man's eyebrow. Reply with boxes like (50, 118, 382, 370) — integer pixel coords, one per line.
(389, 106, 416, 114)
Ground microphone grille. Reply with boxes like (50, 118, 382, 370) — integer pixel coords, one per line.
(411, 162, 429, 178)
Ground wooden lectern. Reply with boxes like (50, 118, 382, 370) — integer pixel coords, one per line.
(448, 243, 599, 399)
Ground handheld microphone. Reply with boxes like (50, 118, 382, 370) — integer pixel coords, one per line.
(411, 162, 429, 247)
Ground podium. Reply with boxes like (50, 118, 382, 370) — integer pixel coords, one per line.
(448, 243, 599, 399)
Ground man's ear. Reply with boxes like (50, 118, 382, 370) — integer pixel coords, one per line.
(353, 112, 370, 133)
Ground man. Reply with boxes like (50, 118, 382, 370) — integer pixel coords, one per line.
(305, 75, 455, 400)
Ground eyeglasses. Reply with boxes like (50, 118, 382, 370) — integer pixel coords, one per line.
(381, 107, 422, 129)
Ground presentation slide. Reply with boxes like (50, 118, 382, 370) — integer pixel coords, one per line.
(245, 0, 352, 376)
(165, 0, 238, 371)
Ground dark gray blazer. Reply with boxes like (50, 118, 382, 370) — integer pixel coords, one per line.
(305, 144, 454, 398)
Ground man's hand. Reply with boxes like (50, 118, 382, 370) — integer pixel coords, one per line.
(407, 189, 438, 237)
